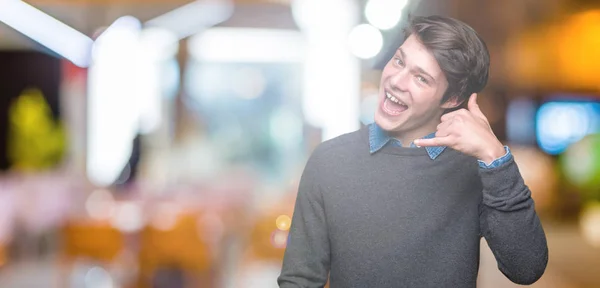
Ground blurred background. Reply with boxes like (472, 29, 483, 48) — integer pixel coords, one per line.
(0, 0, 599, 287)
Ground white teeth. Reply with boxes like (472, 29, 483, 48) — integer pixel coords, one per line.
(385, 92, 406, 106)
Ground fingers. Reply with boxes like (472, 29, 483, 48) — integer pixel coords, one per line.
(414, 136, 452, 147)
(442, 96, 489, 126)
(436, 121, 453, 137)
(441, 108, 468, 122)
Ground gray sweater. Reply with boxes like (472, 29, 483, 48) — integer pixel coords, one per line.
(278, 126, 548, 288)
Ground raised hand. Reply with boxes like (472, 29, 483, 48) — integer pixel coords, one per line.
(414, 93, 505, 164)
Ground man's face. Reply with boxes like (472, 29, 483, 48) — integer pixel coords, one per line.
(374, 35, 457, 142)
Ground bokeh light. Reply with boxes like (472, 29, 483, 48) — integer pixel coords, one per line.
(580, 202, 600, 248)
(198, 212, 225, 245)
(84, 266, 114, 288)
(150, 202, 180, 231)
(348, 24, 383, 59)
(365, 0, 408, 30)
(510, 146, 558, 211)
(360, 92, 379, 125)
(110, 202, 144, 233)
(275, 215, 291, 231)
(231, 67, 267, 100)
(561, 134, 600, 193)
(2, 1, 600, 287)
(291, 0, 357, 34)
(269, 108, 303, 151)
(85, 189, 115, 220)
(506, 98, 537, 145)
(536, 101, 598, 155)
(271, 229, 289, 249)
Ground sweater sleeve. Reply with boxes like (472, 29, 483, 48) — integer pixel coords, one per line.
(278, 153, 330, 288)
(478, 156, 548, 285)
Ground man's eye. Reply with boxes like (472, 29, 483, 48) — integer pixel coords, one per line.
(394, 58, 404, 66)
(416, 75, 428, 84)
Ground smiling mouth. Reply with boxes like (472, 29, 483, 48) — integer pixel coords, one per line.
(382, 91, 408, 116)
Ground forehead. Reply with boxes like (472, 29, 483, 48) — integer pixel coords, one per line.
(397, 35, 444, 79)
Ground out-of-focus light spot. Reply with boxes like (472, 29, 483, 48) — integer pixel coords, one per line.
(506, 10, 600, 91)
(291, 0, 332, 31)
(87, 16, 142, 187)
(536, 102, 598, 155)
(556, 10, 600, 90)
(360, 92, 379, 125)
(198, 212, 225, 244)
(92, 16, 142, 61)
(138, 27, 179, 61)
(580, 203, 600, 248)
(291, 0, 357, 34)
(84, 266, 114, 288)
(110, 250, 139, 284)
(110, 202, 143, 233)
(269, 108, 303, 150)
(135, 27, 177, 136)
(185, 61, 226, 102)
(561, 134, 600, 191)
(271, 229, 289, 248)
(85, 189, 115, 220)
(365, 0, 407, 30)
(506, 98, 537, 145)
(162, 59, 180, 100)
(231, 67, 267, 99)
(151, 202, 180, 231)
(189, 28, 305, 63)
(145, 0, 234, 40)
(235, 262, 284, 288)
(88, 16, 173, 187)
(275, 215, 291, 231)
(293, 0, 361, 140)
(510, 146, 557, 211)
(348, 24, 383, 59)
(0, 0, 93, 67)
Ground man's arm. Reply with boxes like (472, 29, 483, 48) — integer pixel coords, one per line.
(415, 93, 548, 284)
(478, 152, 548, 284)
(278, 154, 330, 288)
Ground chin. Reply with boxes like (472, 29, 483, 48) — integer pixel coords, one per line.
(374, 110, 406, 133)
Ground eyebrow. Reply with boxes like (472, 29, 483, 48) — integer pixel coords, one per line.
(397, 48, 437, 84)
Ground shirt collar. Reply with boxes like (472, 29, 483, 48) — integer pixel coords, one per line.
(368, 123, 446, 160)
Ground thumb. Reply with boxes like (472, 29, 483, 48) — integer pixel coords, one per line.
(467, 93, 485, 119)
(467, 93, 479, 110)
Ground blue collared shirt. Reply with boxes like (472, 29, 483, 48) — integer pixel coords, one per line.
(368, 123, 512, 169)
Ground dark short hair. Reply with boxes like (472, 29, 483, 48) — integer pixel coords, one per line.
(403, 15, 490, 106)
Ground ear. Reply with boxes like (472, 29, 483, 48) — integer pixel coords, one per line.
(440, 95, 463, 109)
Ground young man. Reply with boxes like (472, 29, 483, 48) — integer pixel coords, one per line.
(278, 15, 548, 287)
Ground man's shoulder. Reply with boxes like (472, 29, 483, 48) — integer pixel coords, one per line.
(302, 128, 365, 179)
(312, 127, 365, 158)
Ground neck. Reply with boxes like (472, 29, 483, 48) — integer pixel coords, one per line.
(392, 133, 430, 147)
(390, 121, 441, 147)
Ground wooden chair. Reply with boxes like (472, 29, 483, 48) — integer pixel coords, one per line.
(237, 194, 330, 287)
(137, 212, 214, 288)
(59, 220, 125, 287)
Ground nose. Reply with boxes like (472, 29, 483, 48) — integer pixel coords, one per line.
(389, 69, 410, 92)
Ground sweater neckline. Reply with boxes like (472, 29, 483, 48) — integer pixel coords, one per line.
(361, 125, 431, 157)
